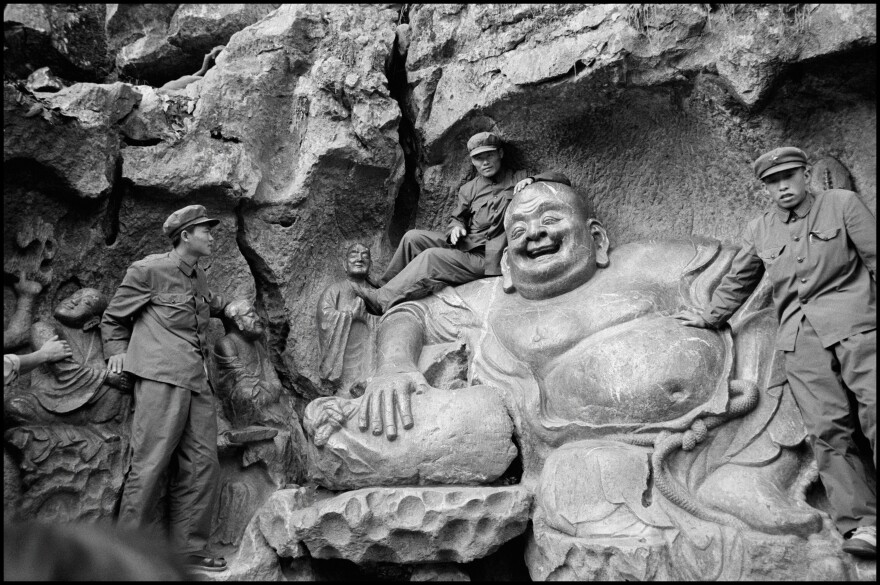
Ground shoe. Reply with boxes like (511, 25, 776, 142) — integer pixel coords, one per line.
(842, 525, 876, 558)
(185, 554, 228, 572)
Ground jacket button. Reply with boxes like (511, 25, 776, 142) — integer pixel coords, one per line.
(800, 298, 808, 304)
(793, 236, 800, 241)
(797, 257, 804, 263)
(800, 278, 807, 283)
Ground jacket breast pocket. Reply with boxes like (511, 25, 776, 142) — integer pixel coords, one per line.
(757, 244, 786, 265)
(809, 225, 846, 267)
(152, 293, 192, 327)
(155, 293, 189, 304)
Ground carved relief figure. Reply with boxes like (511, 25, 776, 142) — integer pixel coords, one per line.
(6, 288, 131, 426)
(306, 181, 824, 579)
(214, 298, 306, 484)
(316, 243, 379, 397)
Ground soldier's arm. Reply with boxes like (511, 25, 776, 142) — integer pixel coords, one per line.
(101, 264, 152, 361)
(843, 191, 876, 280)
(700, 224, 766, 328)
(448, 184, 471, 236)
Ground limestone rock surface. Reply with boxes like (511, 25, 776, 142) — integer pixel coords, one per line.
(258, 485, 532, 564)
(4, 4, 111, 81)
(401, 4, 877, 248)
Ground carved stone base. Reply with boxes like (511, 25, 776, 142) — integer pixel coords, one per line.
(526, 516, 878, 581)
(5, 424, 127, 523)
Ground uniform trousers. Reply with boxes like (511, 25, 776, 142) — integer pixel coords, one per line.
(378, 229, 486, 311)
(118, 378, 220, 555)
(784, 316, 876, 535)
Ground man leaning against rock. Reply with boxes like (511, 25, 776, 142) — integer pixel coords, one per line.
(101, 205, 229, 573)
(677, 146, 877, 559)
(351, 131, 570, 314)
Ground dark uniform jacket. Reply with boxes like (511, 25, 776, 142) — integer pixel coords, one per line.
(702, 189, 876, 350)
(101, 250, 227, 392)
(448, 168, 570, 275)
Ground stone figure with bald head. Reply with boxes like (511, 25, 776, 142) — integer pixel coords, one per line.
(214, 298, 305, 484)
(303, 179, 826, 578)
(315, 242, 380, 398)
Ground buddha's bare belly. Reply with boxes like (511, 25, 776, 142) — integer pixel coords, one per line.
(505, 314, 727, 425)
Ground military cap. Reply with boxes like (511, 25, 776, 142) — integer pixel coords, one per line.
(467, 131, 502, 156)
(753, 146, 809, 180)
(163, 205, 219, 240)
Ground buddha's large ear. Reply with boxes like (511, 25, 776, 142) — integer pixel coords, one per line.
(500, 248, 515, 293)
(589, 219, 610, 268)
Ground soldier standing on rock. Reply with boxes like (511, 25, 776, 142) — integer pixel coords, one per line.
(351, 131, 570, 314)
(677, 146, 877, 559)
(102, 205, 230, 573)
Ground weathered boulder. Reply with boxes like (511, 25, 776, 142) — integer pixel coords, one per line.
(256, 485, 531, 564)
(3, 82, 137, 199)
(167, 4, 281, 55)
(105, 4, 192, 86)
(25, 67, 65, 93)
(4, 4, 111, 82)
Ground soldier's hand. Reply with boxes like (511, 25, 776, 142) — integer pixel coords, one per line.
(448, 226, 467, 246)
(38, 335, 71, 362)
(358, 370, 429, 440)
(107, 370, 133, 392)
(674, 310, 712, 329)
(107, 353, 127, 374)
(514, 177, 535, 193)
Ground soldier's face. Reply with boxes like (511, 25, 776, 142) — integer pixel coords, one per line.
(55, 289, 99, 324)
(505, 183, 601, 300)
(183, 224, 214, 257)
(471, 149, 503, 178)
(345, 245, 371, 277)
(763, 167, 810, 210)
(236, 305, 264, 336)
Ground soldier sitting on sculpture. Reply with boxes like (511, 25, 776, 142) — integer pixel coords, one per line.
(351, 131, 570, 314)
(305, 180, 827, 579)
(316, 243, 380, 398)
(5, 285, 132, 427)
(214, 298, 306, 485)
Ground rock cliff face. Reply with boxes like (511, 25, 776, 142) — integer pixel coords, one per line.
(5, 2, 874, 405)
(2, 4, 876, 575)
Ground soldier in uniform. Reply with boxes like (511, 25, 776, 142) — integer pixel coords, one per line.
(677, 146, 876, 558)
(102, 205, 229, 572)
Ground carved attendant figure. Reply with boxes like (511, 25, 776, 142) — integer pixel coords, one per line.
(6, 288, 131, 425)
(316, 243, 379, 397)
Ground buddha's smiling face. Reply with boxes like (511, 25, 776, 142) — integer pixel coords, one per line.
(504, 182, 608, 300)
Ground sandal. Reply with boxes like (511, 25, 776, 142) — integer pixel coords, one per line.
(185, 554, 228, 572)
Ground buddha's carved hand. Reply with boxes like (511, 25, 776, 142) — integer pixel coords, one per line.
(358, 369, 429, 440)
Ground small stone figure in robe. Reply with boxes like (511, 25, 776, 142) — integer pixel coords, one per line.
(315, 243, 380, 398)
(214, 299, 305, 484)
